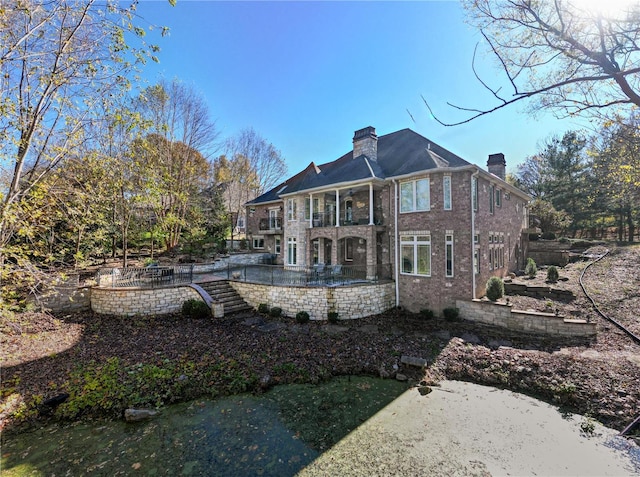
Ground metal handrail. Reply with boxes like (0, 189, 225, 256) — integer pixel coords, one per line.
(96, 266, 194, 288)
(223, 263, 392, 287)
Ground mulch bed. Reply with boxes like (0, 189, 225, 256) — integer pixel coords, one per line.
(1, 245, 639, 438)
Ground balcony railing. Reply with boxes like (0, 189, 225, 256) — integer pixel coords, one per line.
(96, 266, 194, 288)
(220, 263, 392, 287)
(258, 217, 282, 231)
(311, 212, 384, 227)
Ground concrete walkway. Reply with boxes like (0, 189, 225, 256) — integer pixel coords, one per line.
(299, 380, 639, 477)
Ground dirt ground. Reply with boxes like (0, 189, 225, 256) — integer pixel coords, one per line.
(1, 244, 639, 441)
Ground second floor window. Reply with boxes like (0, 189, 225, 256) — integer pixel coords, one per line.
(443, 176, 452, 210)
(489, 185, 495, 214)
(400, 178, 430, 213)
(287, 198, 297, 221)
(472, 176, 478, 211)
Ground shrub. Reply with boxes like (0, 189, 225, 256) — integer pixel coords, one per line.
(546, 265, 559, 283)
(257, 303, 269, 314)
(525, 258, 537, 278)
(144, 258, 158, 267)
(485, 277, 505, 301)
(269, 307, 282, 318)
(182, 299, 211, 319)
(443, 307, 460, 322)
(528, 233, 540, 241)
(327, 311, 339, 323)
(558, 236, 570, 243)
(295, 311, 310, 324)
(420, 308, 435, 320)
(541, 231, 556, 240)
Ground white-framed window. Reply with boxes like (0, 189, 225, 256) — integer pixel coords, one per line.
(275, 236, 281, 255)
(499, 247, 504, 268)
(400, 178, 430, 213)
(489, 233, 493, 244)
(489, 185, 495, 214)
(474, 248, 480, 274)
(496, 189, 502, 208)
(445, 234, 454, 277)
(252, 237, 264, 249)
(400, 235, 431, 276)
(304, 198, 311, 220)
(443, 176, 452, 210)
(287, 198, 297, 221)
(345, 237, 353, 261)
(488, 248, 493, 270)
(494, 248, 499, 269)
(268, 209, 280, 230)
(472, 176, 478, 212)
(474, 234, 479, 244)
(287, 237, 297, 265)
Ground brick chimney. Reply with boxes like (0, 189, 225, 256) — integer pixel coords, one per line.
(353, 126, 377, 161)
(487, 153, 506, 180)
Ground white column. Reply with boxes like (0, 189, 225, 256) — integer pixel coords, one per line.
(369, 183, 374, 225)
(335, 189, 340, 227)
(309, 193, 313, 228)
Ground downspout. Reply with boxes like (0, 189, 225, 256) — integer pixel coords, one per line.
(393, 179, 400, 307)
(471, 171, 478, 300)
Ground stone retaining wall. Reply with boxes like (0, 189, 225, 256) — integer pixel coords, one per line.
(504, 283, 575, 301)
(456, 299, 596, 337)
(28, 274, 92, 313)
(91, 285, 203, 316)
(527, 241, 570, 266)
(230, 282, 395, 321)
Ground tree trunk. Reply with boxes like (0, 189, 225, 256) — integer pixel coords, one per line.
(627, 207, 635, 243)
(618, 209, 624, 242)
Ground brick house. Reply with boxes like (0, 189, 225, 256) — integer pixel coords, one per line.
(245, 126, 531, 313)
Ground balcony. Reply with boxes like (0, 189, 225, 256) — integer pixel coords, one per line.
(311, 211, 384, 228)
(258, 217, 282, 234)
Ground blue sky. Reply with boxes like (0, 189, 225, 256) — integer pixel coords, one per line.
(137, 0, 592, 177)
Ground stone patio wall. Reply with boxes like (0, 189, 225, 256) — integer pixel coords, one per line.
(456, 299, 596, 337)
(231, 281, 395, 321)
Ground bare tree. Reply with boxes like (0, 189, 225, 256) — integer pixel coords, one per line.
(425, 0, 640, 125)
(225, 128, 288, 196)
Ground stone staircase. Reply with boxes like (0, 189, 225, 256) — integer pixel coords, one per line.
(198, 280, 252, 315)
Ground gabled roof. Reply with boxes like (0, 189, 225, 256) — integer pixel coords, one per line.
(246, 128, 476, 205)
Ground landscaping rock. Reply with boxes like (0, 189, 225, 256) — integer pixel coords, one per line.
(418, 385, 432, 396)
(124, 409, 158, 422)
(395, 373, 408, 382)
(400, 355, 427, 368)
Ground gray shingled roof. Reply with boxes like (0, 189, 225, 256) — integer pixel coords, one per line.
(247, 128, 472, 205)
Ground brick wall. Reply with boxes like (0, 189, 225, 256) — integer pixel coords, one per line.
(230, 281, 395, 321)
(456, 299, 596, 337)
(392, 171, 474, 313)
(91, 285, 203, 316)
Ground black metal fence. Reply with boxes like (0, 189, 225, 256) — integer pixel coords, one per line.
(220, 263, 393, 287)
(96, 266, 194, 288)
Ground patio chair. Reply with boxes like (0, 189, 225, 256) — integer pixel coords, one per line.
(313, 263, 326, 282)
(330, 264, 343, 282)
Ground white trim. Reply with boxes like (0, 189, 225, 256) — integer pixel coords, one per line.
(364, 158, 377, 178)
